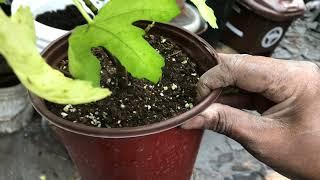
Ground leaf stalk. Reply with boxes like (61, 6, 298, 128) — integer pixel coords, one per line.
(83, 0, 98, 15)
(72, 0, 93, 24)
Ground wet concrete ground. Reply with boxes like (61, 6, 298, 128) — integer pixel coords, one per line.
(0, 11, 319, 180)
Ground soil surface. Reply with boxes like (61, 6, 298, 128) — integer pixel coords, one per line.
(0, 3, 11, 16)
(35, 5, 88, 31)
(0, 2, 19, 87)
(0, 56, 20, 87)
(47, 34, 200, 128)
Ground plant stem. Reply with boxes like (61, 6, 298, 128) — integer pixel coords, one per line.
(144, 21, 155, 33)
(72, 0, 93, 24)
(83, 0, 98, 15)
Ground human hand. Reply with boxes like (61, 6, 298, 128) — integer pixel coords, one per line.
(182, 54, 320, 180)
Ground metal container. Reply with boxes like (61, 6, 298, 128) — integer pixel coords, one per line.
(221, 0, 306, 56)
(171, 3, 205, 34)
(0, 84, 33, 134)
(0, 55, 32, 134)
(30, 21, 221, 180)
(11, 0, 109, 51)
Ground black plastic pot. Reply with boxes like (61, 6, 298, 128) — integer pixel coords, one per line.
(200, 0, 235, 45)
(186, 0, 236, 45)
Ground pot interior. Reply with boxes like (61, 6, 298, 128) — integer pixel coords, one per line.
(33, 20, 220, 138)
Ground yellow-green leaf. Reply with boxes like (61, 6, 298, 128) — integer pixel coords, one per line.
(190, 0, 218, 28)
(0, 7, 111, 105)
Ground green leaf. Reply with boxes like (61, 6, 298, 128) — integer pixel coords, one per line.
(0, 0, 5, 4)
(190, 0, 218, 28)
(69, 0, 180, 85)
(0, 7, 111, 105)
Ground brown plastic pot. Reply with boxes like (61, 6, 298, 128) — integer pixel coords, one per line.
(30, 21, 221, 180)
(221, 1, 305, 56)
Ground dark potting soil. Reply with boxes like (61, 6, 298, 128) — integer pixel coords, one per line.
(0, 55, 20, 87)
(0, 3, 11, 16)
(0, 4, 16, 87)
(46, 34, 200, 128)
(35, 5, 88, 31)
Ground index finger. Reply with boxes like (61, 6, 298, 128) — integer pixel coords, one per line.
(198, 53, 297, 103)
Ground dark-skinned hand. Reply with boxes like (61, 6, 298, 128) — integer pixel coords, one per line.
(182, 54, 320, 180)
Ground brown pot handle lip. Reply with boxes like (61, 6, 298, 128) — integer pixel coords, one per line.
(31, 20, 222, 139)
(239, 0, 305, 22)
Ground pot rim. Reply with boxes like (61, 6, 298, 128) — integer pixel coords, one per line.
(30, 21, 221, 139)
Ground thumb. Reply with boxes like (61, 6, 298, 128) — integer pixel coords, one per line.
(182, 103, 271, 143)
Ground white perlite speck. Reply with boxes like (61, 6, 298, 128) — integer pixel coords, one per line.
(161, 38, 167, 43)
(63, 104, 72, 112)
(120, 104, 126, 109)
(61, 112, 68, 118)
(171, 83, 178, 90)
(102, 112, 108, 119)
(182, 60, 188, 64)
(91, 119, 101, 126)
(145, 105, 152, 110)
(191, 73, 197, 76)
(185, 103, 194, 109)
(86, 113, 97, 121)
(160, 92, 164, 97)
(163, 86, 168, 91)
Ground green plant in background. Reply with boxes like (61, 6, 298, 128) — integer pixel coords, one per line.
(190, 0, 218, 28)
(0, 0, 217, 105)
(0, 0, 5, 3)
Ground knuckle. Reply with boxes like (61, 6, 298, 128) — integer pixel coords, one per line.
(206, 104, 233, 135)
(198, 75, 209, 86)
(216, 64, 234, 87)
(296, 61, 319, 78)
(293, 61, 320, 91)
(223, 54, 250, 84)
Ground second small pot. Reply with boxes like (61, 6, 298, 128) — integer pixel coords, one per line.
(30, 21, 220, 180)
